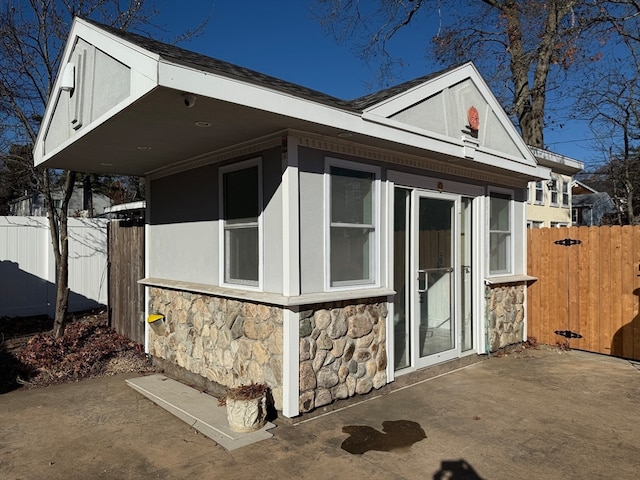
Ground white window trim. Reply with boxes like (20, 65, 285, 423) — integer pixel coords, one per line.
(534, 181, 544, 205)
(561, 179, 570, 208)
(218, 157, 263, 290)
(324, 157, 381, 291)
(487, 186, 514, 277)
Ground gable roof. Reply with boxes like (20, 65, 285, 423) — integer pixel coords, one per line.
(572, 179, 598, 194)
(81, 17, 455, 113)
(34, 17, 547, 182)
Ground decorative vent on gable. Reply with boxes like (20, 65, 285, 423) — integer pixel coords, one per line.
(71, 49, 86, 131)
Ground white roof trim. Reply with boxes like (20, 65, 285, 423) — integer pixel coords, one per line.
(35, 19, 549, 181)
(529, 146, 584, 174)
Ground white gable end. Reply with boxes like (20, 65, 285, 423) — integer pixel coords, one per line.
(43, 39, 131, 155)
(390, 78, 521, 159)
(35, 18, 158, 167)
(362, 63, 537, 172)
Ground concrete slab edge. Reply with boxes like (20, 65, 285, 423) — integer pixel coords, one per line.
(125, 375, 274, 451)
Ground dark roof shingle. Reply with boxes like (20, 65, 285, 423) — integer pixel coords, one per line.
(81, 17, 459, 113)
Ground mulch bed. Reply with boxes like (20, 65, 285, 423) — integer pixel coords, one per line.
(0, 309, 155, 394)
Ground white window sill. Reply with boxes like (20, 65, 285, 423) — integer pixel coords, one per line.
(484, 274, 537, 285)
(140, 277, 394, 307)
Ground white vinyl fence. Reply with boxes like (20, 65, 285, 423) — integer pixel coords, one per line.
(0, 216, 108, 318)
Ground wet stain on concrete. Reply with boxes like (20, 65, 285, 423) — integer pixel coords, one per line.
(340, 420, 426, 455)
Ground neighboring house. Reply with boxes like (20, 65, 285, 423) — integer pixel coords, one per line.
(571, 180, 616, 226)
(102, 200, 146, 221)
(526, 147, 584, 228)
(33, 18, 550, 419)
(9, 183, 111, 217)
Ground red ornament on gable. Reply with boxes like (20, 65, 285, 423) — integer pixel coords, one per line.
(467, 106, 480, 131)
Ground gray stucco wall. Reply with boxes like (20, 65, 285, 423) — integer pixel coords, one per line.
(148, 147, 283, 289)
(298, 147, 389, 294)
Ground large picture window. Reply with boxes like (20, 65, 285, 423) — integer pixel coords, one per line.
(489, 191, 512, 274)
(221, 162, 261, 286)
(328, 163, 378, 287)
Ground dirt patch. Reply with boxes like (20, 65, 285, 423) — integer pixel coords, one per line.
(0, 309, 155, 393)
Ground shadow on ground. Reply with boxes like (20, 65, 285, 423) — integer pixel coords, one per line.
(433, 459, 485, 479)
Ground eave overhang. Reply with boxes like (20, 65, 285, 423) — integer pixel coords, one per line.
(34, 18, 549, 184)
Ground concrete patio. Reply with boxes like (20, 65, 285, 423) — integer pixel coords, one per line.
(1, 346, 639, 479)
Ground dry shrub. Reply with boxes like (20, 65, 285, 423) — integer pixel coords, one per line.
(17, 318, 152, 386)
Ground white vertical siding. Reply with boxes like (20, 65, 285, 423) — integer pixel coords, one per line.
(0, 216, 108, 317)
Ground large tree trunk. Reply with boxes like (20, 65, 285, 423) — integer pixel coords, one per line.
(487, 0, 579, 147)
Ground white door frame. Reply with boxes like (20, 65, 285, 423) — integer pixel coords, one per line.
(411, 189, 460, 369)
(387, 171, 484, 376)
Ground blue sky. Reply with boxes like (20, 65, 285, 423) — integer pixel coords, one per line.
(157, 1, 600, 167)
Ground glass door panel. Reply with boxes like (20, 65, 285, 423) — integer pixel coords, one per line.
(393, 188, 411, 370)
(416, 196, 455, 360)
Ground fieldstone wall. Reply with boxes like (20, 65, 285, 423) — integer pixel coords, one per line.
(148, 287, 284, 410)
(298, 299, 388, 413)
(487, 283, 525, 351)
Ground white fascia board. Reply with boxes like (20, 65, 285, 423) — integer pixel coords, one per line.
(363, 111, 545, 178)
(473, 150, 551, 180)
(363, 111, 469, 158)
(158, 61, 469, 157)
(529, 146, 584, 174)
(157, 61, 544, 178)
(34, 17, 159, 166)
(157, 60, 360, 125)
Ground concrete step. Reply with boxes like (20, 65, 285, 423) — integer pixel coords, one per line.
(126, 374, 275, 451)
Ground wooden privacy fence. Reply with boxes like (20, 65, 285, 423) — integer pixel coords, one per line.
(527, 225, 640, 360)
(108, 219, 145, 345)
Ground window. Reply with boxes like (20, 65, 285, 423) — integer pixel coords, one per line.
(328, 162, 378, 287)
(550, 179, 559, 205)
(527, 220, 543, 229)
(221, 161, 261, 286)
(489, 191, 512, 274)
(562, 180, 569, 207)
(534, 181, 544, 204)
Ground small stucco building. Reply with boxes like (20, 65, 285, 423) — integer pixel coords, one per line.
(34, 18, 550, 418)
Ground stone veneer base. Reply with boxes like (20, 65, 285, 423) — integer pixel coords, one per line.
(278, 352, 487, 424)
